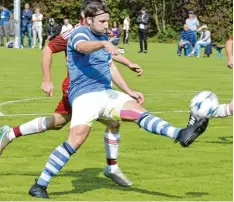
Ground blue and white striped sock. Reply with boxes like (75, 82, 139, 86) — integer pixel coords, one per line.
(37, 142, 76, 187)
(137, 112, 182, 139)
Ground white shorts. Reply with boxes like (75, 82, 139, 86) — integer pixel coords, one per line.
(70, 90, 134, 128)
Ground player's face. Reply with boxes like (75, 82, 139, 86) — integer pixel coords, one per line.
(90, 13, 109, 35)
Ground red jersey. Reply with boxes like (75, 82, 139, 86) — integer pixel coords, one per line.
(48, 23, 81, 54)
(46, 23, 82, 93)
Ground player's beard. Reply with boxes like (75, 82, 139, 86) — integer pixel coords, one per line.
(90, 26, 106, 36)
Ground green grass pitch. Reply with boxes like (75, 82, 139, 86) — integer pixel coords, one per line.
(0, 43, 232, 201)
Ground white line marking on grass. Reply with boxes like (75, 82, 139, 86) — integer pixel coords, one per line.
(2, 113, 52, 117)
(0, 97, 58, 107)
(0, 112, 5, 116)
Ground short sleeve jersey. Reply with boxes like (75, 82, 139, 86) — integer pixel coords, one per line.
(67, 26, 112, 104)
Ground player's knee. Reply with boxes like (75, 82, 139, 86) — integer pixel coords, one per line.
(68, 126, 90, 150)
(108, 121, 121, 128)
(46, 114, 70, 130)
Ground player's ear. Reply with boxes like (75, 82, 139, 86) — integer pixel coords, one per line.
(86, 17, 92, 25)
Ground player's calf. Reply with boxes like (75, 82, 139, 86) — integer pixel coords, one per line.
(120, 101, 208, 146)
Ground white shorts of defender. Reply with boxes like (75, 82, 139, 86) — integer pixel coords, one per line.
(70, 90, 134, 128)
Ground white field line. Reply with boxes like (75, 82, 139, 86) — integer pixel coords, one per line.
(0, 97, 58, 107)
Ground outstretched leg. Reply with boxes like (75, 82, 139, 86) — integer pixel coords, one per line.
(119, 100, 208, 147)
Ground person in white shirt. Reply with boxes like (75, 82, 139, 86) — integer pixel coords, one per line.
(189, 25, 211, 58)
(60, 18, 73, 34)
(123, 15, 130, 44)
(186, 11, 200, 43)
(32, 7, 43, 49)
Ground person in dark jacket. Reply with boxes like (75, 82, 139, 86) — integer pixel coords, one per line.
(21, 3, 33, 48)
(136, 7, 149, 53)
(177, 24, 196, 56)
(42, 18, 61, 47)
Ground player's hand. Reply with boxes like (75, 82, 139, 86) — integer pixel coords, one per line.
(103, 41, 119, 55)
(41, 81, 54, 97)
(127, 90, 144, 105)
(128, 63, 143, 76)
(227, 56, 233, 69)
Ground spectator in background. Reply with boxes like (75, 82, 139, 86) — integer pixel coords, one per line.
(0, 4, 12, 46)
(123, 15, 130, 44)
(32, 7, 43, 49)
(189, 25, 211, 58)
(61, 18, 73, 34)
(177, 24, 196, 56)
(109, 21, 121, 46)
(21, 3, 33, 48)
(42, 18, 61, 47)
(186, 11, 199, 43)
(136, 7, 149, 53)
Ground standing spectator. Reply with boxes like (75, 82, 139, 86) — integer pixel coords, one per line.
(109, 21, 121, 46)
(32, 7, 43, 49)
(189, 25, 211, 58)
(186, 11, 199, 43)
(42, 18, 61, 47)
(123, 15, 130, 44)
(136, 7, 149, 53)
(21, 3, 33, 48)
(0, 4, 12, 46)
(177, 24, 196, 56)
(61, 18, 73, 34)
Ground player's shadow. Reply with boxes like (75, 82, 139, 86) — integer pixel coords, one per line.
(50, 168, 182, 199)
(186, 192, 209, 197)
(196, 136, 233, 145)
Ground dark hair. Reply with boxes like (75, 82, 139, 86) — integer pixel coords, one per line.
(81, 0, 104, 11)
(0, 4, 5, 7)
(83, 1, 109, 18)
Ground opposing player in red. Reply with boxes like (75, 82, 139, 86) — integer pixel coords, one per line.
(0, 1, 144, 187)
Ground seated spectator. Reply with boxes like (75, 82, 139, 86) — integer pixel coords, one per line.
(61, 18, 73, 34)
(189, 25, 211, 58)
(109, 21, 121, 45)
(42, 18, 61, 47)
(177, 24, 196, 56)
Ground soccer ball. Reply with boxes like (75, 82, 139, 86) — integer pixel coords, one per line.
(190, 91, 219, 119)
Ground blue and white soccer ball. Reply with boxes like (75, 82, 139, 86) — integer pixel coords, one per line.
(190, 91, 219, 119)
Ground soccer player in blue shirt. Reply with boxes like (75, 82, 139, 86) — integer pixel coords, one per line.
(29, 2, 209, 198)
(0, 4, 12, 46)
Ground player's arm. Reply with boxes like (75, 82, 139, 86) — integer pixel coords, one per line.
(110, 62, 144, 105)
(76, 40, 119, 55)
(72, 30, 119, 55)
(112, 54, 143, 76)
(225, 38, 233, 69)
(41, 46, 54, 96)
(41, 35, 67, 96)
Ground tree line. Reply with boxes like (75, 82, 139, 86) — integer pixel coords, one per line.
(4, 0, 233, 43)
